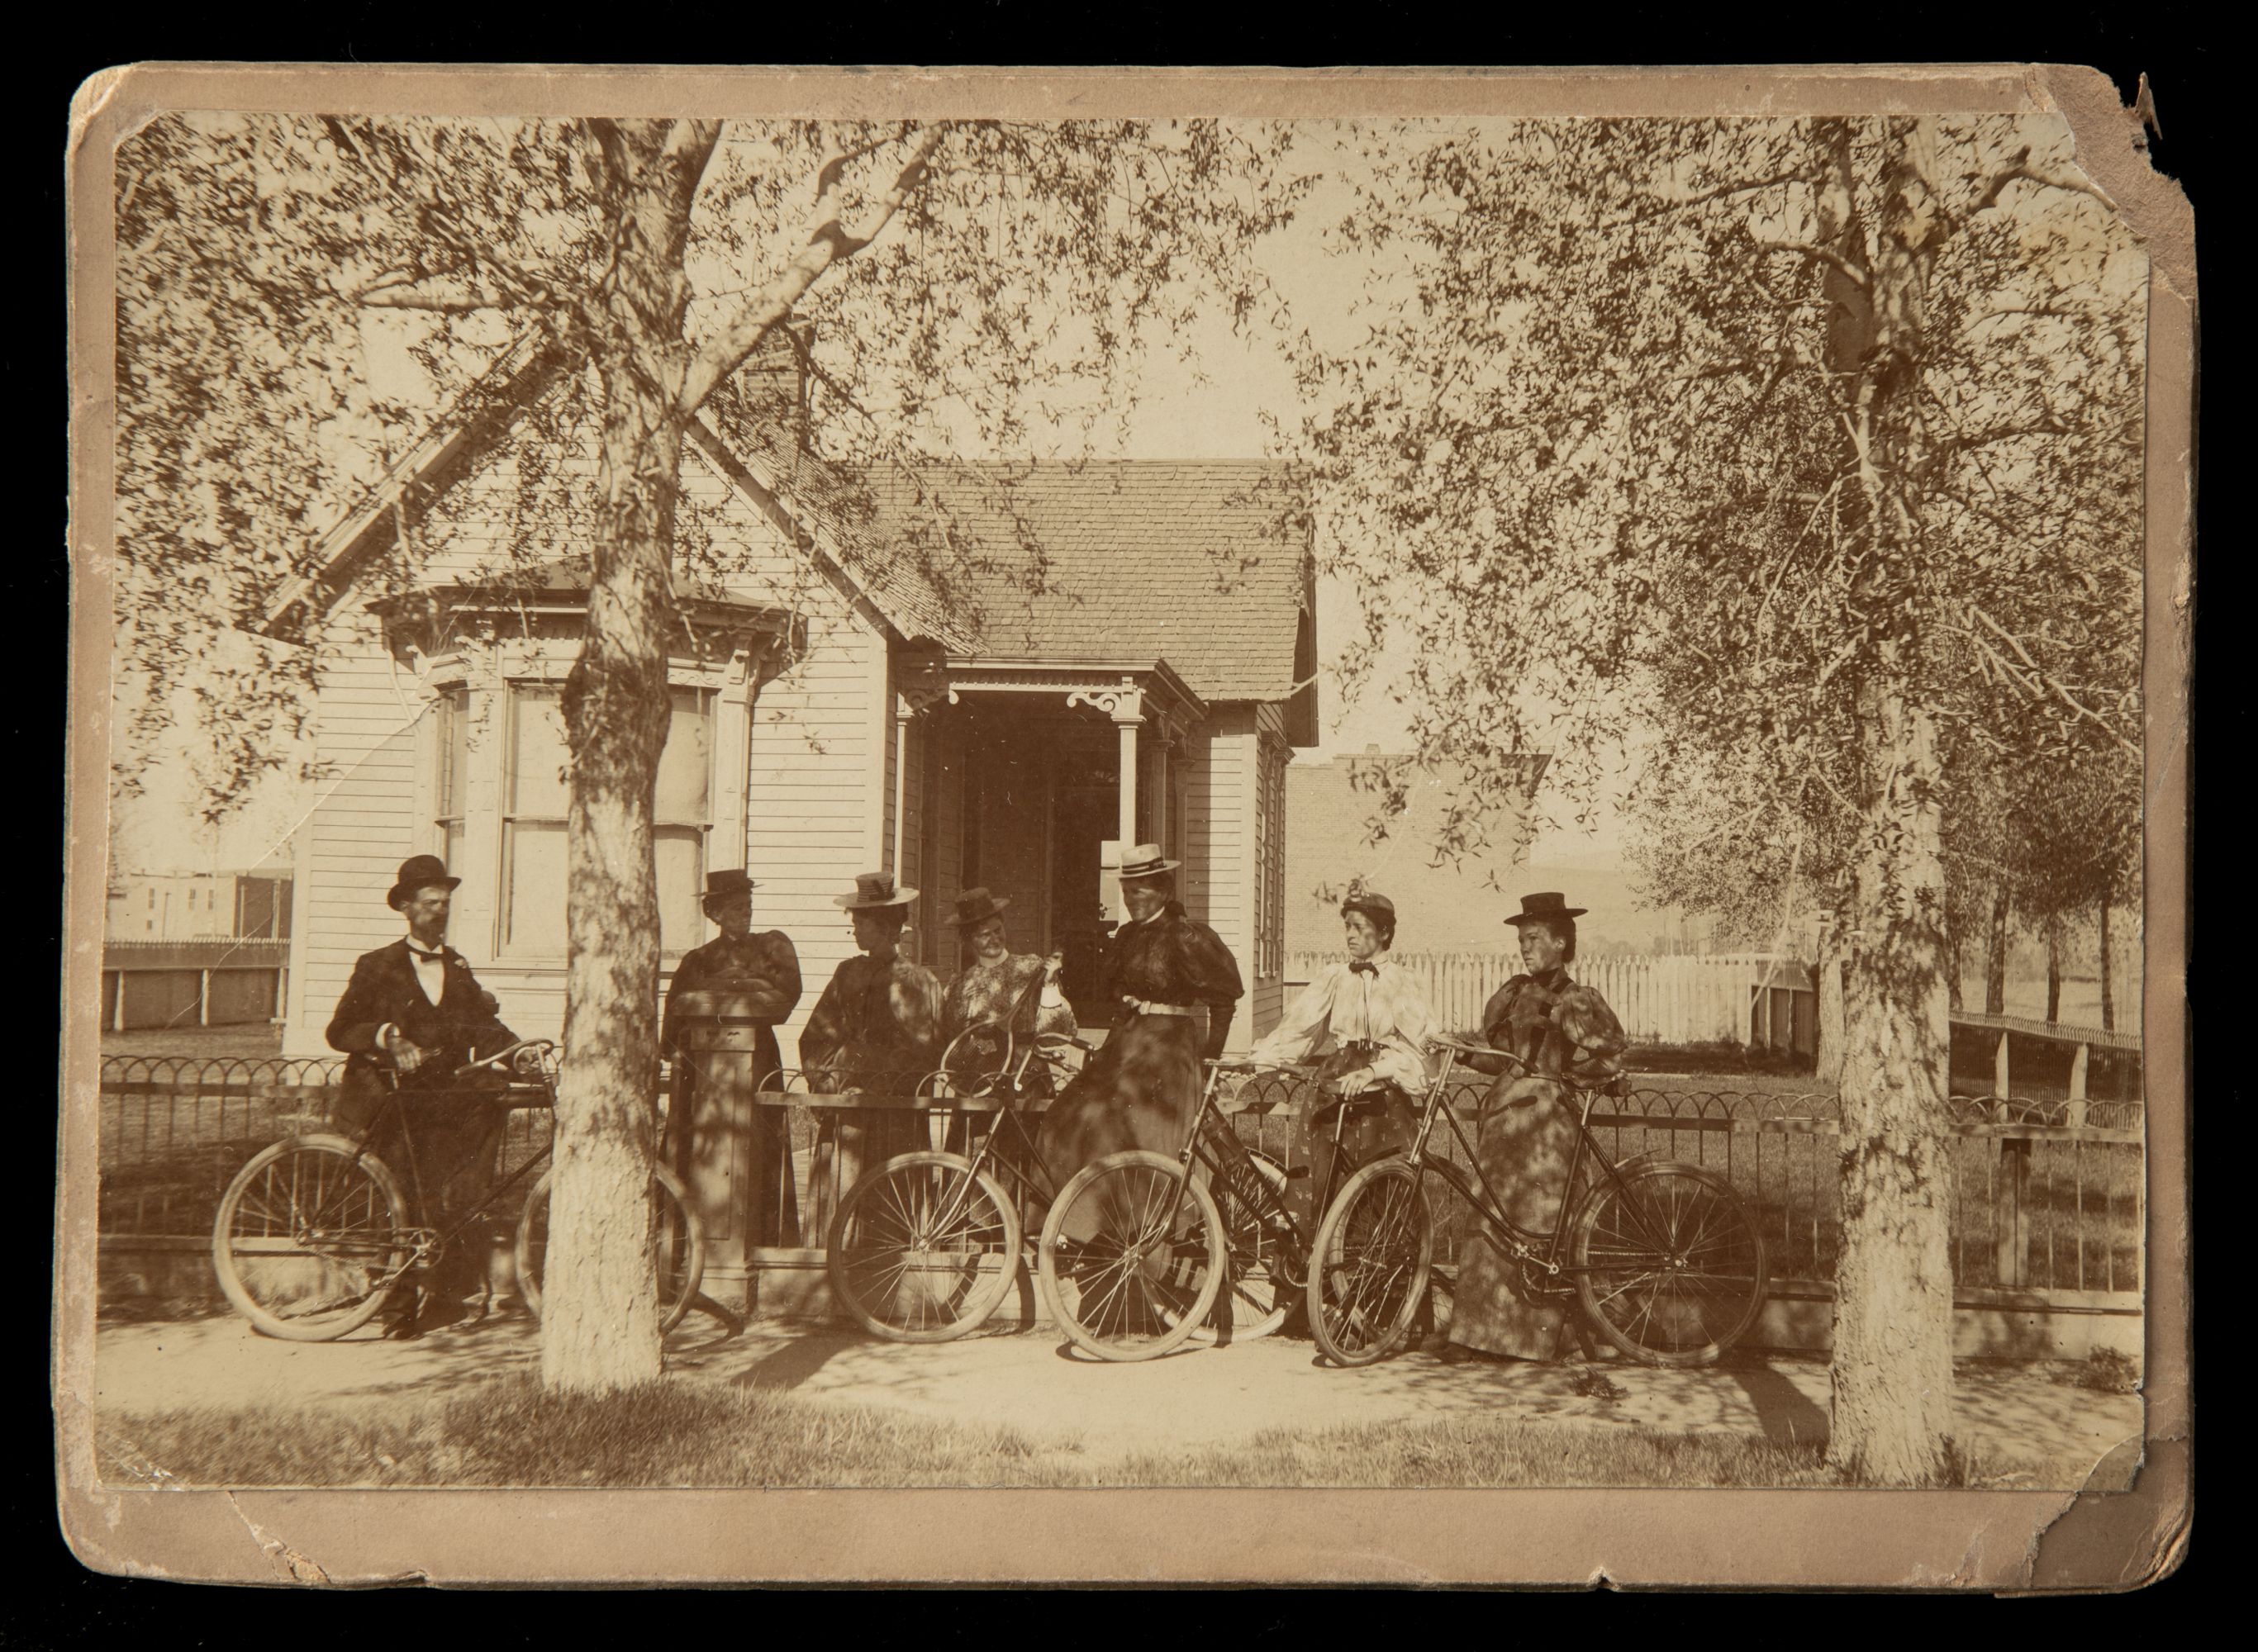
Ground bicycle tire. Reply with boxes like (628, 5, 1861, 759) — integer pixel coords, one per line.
(1038, 1150, 1224, 1363)
(1190, 1147, 1295, 1346)
(826, 1151, 1023, 1343)
(212, 1133, 414, 1342)
(1569, 1160, 1769, 1367)
(1306, 1156, 1434, 1368)
(515, 1162, 707, 1334)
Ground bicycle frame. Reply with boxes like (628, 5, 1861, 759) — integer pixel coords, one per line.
(340, 1061, 558, 1277)
(1159, 1062, 1359, 1267)
(1394, 1047, 1657, 1289)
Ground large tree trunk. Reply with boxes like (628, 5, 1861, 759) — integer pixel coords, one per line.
(542, 121, 714, 1394)
(1832, 684, 1957, 1485)
(1983, 883, 2011, 1015)
(1822, 116, 1956, 1486)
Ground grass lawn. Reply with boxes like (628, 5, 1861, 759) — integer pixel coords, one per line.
(97, 1372, 2074, 1491)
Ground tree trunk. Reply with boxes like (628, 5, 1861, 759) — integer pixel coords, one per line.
(1816, 910, 1847, 1089)
(1983, 883, 2010, 1015)
(2044, 909, 2063, 1023)
(1822, 116, 1955, 1486)
(1832, 683, 1957, 1485)
(2098, 896, 2114, 1032)
(1945, 904, 1963, 1013)
(541, 121, 713, 1395)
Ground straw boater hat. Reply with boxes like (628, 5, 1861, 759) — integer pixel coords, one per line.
(702, 868, 758, 906)
(939, 887, 1012, 928)
(387, 854, 461, 911)
(1118, 844, 1180, 881)
(835, 871, 919, 910)
(1505, 890, 1587, 926)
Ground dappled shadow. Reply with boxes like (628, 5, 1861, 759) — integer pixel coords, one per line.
(728, 1327, 864, 1393)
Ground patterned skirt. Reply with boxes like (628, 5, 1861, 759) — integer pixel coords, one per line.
(1446, 1075, 1592, 1360)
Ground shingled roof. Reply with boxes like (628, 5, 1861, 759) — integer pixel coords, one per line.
(860, 461, 1314, 704)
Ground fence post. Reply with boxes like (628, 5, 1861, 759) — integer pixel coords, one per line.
(197, 968, 211, 1028)
(1991, 1031, 2030, 1289)
(2067, 1042, 2089, 1129)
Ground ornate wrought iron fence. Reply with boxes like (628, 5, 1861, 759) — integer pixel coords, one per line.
(96, 1055, 2144, 1297)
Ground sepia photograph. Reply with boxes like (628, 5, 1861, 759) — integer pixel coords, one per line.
(59, 63, 2190, 1588)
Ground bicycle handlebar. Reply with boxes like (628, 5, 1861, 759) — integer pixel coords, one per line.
(452, 1037, 557, 1079)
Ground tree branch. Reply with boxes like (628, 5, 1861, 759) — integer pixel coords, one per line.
(1756, 240, 1870, 291)
(1965, 605, 2142, 757)
(1972, 150, 2118, 216)
(677, 125, 947, 417)
(355, 273, 535, 314)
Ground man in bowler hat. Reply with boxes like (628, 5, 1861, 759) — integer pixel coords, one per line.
(326, 855, 525, 1335)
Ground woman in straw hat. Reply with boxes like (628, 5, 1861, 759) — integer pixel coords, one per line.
(1443, 891, 1630, 1364)
(661, 868, 802, 1245)
(799, 872, 945, 1170)
(937, 887, 1077, 1101)
(1036, 845, 1244, 1192)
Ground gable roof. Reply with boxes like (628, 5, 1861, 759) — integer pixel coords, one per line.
(860, 461, 1314, 704)
(257, 335, 963, 650)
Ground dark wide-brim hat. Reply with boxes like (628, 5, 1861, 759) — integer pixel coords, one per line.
(1118, 843, 1181, 881)
(387, 854, 461, 911)
(1506, 890, 1587, 926)
(939, 886, 1012, 928)
(702, 868, 758, 905)
(835, 871, 919, 910)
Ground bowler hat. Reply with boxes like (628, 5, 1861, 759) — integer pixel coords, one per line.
(1505, 890, 1587, 926)
(835, 871, 919, 910)
(702, 868, 758, 904)
(387, 854, 461, 911)
(939, 886, 1013, 928)
(1118, 843, 1181, 881)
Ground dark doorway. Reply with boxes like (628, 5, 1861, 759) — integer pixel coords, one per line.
(1050, 752, 1119, 1032)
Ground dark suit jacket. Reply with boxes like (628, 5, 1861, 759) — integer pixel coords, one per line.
(326, 939, 520, 1102)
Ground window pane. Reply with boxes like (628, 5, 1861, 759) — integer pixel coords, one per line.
(511, 688, 571, 818)
(504, 820, 569, 957)
(656, 828, 706, 955)
(655, 688, 711, 824)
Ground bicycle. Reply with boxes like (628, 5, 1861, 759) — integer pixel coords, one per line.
(823, 979, 1088, 1343)
(1305, 1035, 1769, 1369)
(1033, 1056, 1361, 1364)
(212, 1039, 706, 1341)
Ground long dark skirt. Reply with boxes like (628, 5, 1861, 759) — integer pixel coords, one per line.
(1299, 1087, 1420, 1233)
(1035, 1013, 1204, 1199)
(1447, 1075, 1593, 1360)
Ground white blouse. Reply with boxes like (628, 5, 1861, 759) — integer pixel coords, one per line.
(1248, 956, 1439, 1098)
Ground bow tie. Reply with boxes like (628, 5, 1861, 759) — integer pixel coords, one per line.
(1348, 961, 1378, 977)
(407, 947, 446, 963)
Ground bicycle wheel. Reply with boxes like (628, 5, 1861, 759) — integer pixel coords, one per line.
(826, 1151, 1022, 1342)
(1306, 1157, 1433, 1368)
(516, 1163, 707, 1334)
(1192, 1148, 1295, 1346)
(1038, 1150, 1224, 1362)
(1570, 1161, 1769, 1366)
(212, 1134, 414, 1341)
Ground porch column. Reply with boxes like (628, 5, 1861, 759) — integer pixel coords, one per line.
(1116, 716, 1139, 847)
(1067, 681, 1143, 848)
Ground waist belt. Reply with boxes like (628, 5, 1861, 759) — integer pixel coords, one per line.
(1130, 1000, 1196, 1018)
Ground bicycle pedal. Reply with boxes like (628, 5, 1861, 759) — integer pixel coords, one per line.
(1282, 1165, 1311, 1180)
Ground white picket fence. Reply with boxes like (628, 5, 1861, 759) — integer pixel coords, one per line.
(1285, 950, 1816, 1049)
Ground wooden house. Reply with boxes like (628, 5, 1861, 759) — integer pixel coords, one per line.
(264, 344, 1316, 1064)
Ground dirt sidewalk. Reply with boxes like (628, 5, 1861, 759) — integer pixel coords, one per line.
(89, 1313, 2142, 1479)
